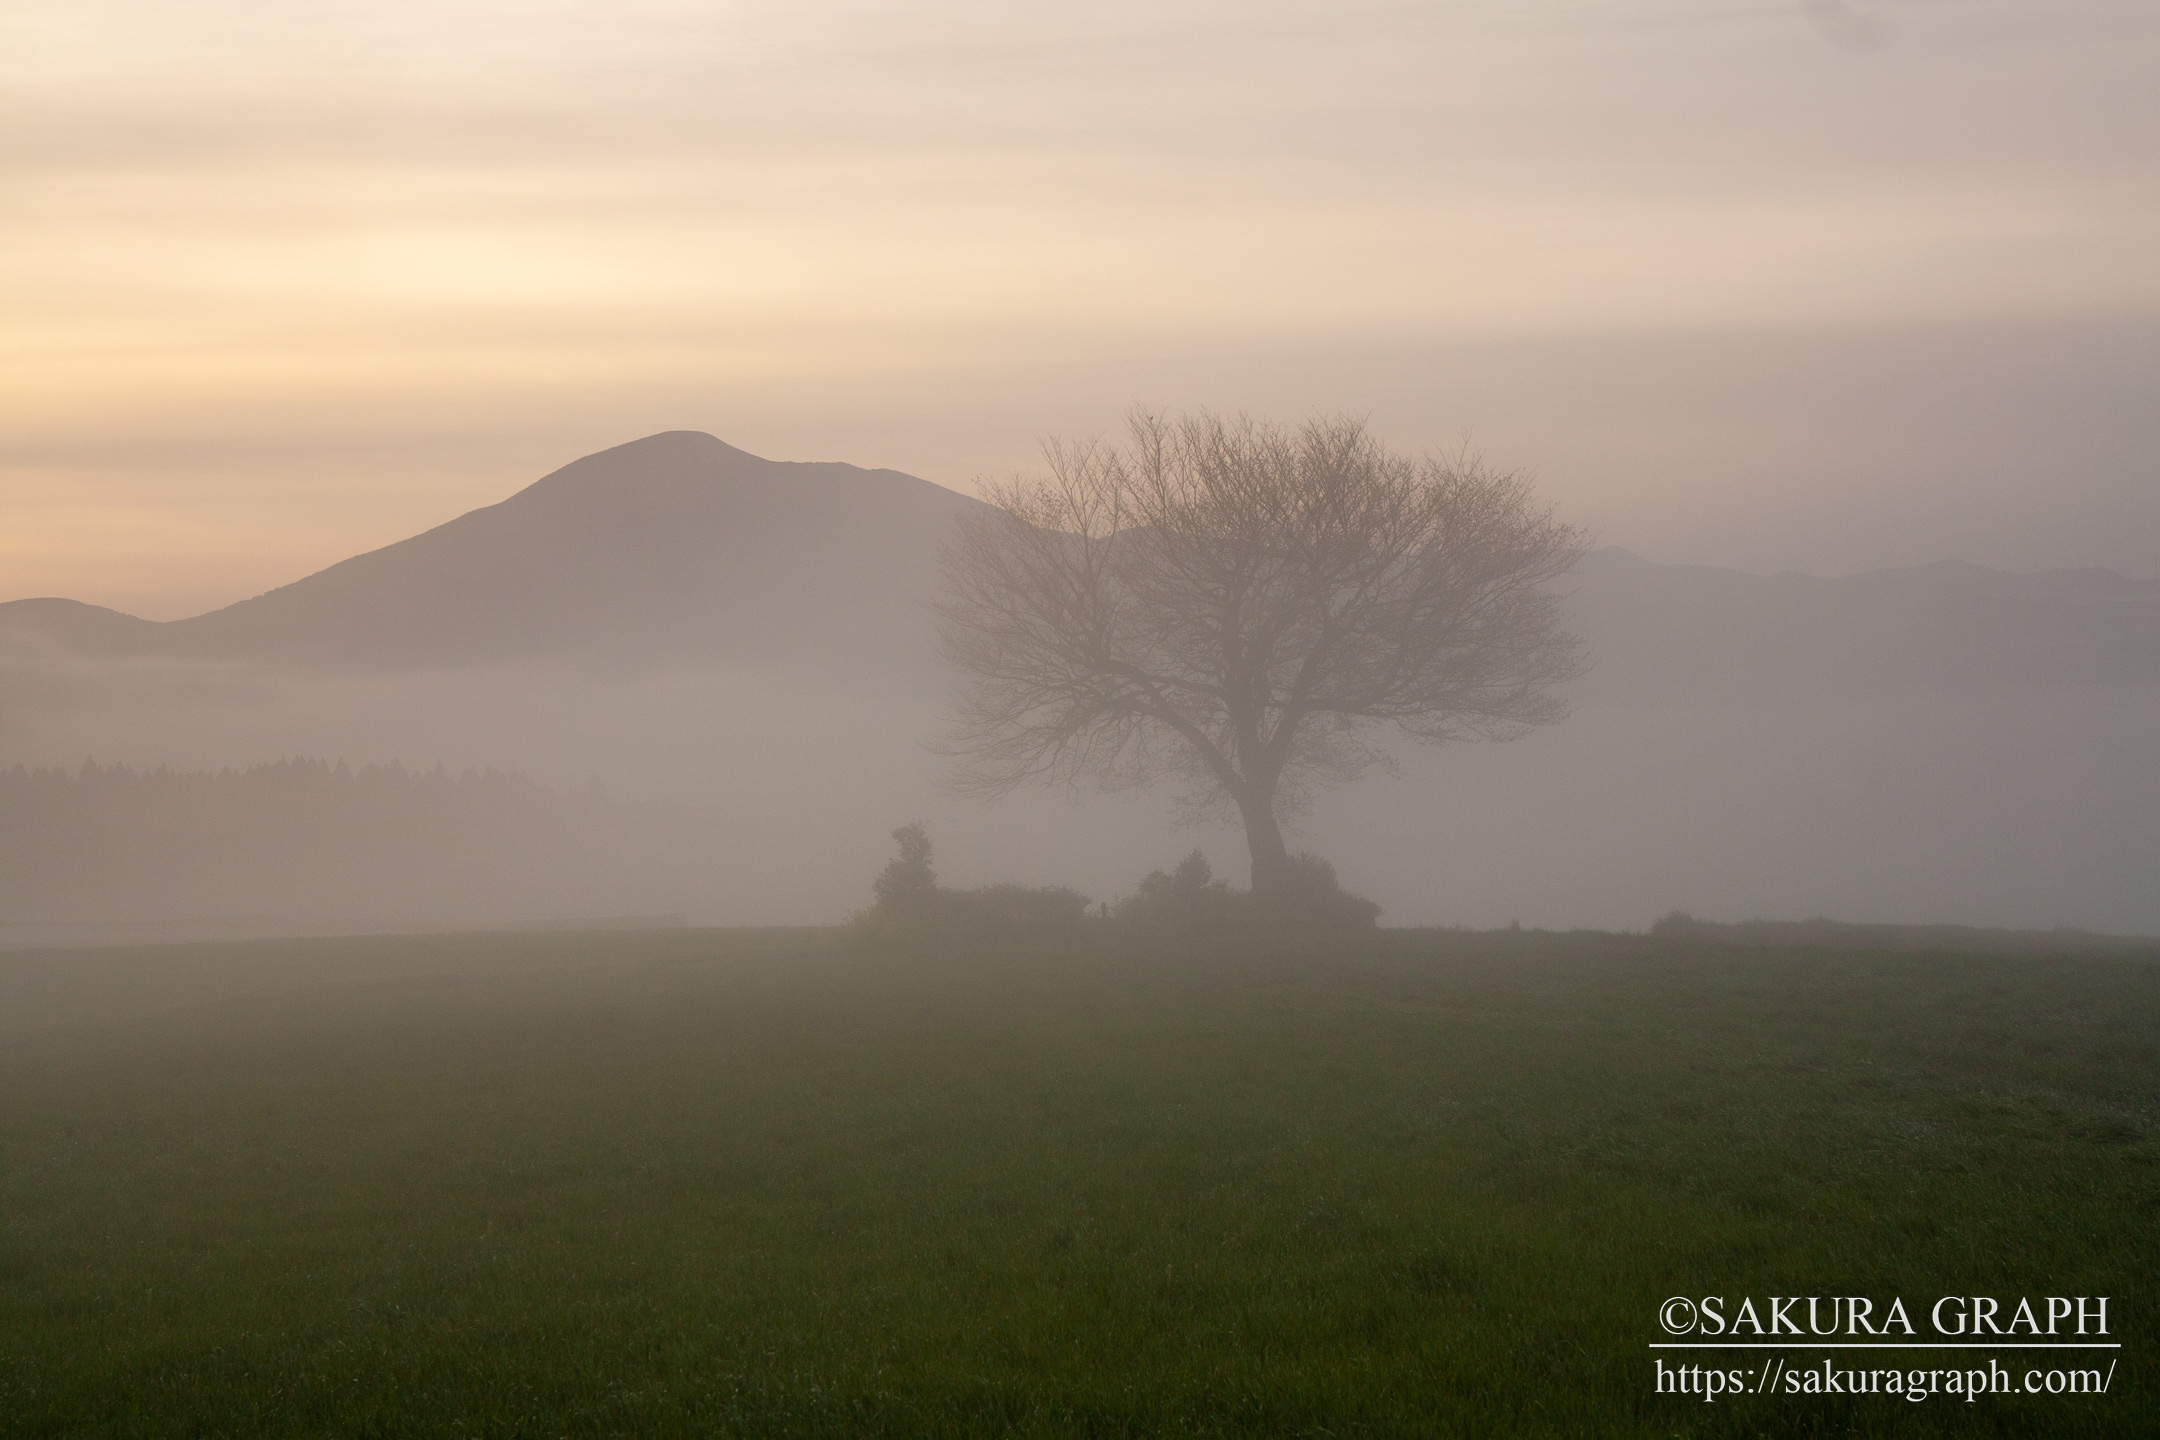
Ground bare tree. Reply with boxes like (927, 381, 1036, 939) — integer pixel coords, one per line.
(936, 410, 1588, 897)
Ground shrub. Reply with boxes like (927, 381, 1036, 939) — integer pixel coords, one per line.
(1247, 853, 1383, 930)
(962, 882, 1093, 935)
(867, 822, 942, 929)
(1117, 850, 1241, 928)
(856, 825, 1090, 938)
(1649, 910, 1702, 937)
(1116, 849, 1380, 931)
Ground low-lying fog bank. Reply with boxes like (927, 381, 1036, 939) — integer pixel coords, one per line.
(5, 662, 2152, 944)
(5, 436, 2152, 944)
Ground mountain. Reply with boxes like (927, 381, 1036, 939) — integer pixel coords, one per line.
(3, 431, 2155, 698)
(3, 433, 2154, 938)
(1566, 548, 2159, 701)
(0, 599, 162, 659)
(0, 432, 990, 682)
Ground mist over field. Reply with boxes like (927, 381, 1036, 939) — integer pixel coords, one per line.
(9, 0, 2156, 949)
(8, 4, 2160, 1433)
(5, 431, 2154, 944)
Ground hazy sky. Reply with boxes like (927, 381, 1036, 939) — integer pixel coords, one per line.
(5, 1, 2155, 618)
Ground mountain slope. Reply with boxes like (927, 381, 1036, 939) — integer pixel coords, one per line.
(0, 599, 162, 660)
(2, 433, 2153, 696)
(171, 430, 990, 676)
(1566, 547, 2158, 701)
(0, 432, 990, 680)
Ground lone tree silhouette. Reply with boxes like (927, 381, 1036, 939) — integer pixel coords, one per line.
(936, 410, 1589, 899)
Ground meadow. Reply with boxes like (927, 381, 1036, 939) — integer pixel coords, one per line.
(1, 925, 2152, 1437)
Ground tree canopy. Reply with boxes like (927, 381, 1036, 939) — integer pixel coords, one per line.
(936, 410, 1588, 896)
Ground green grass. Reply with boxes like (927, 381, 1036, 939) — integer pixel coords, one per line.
(1, 927, 2154, 1436)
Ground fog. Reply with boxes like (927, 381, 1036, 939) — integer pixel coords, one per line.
(8, 10, 2157, 1435)
(5, 433, 2153, 945)
(6, 664, 2152, 943)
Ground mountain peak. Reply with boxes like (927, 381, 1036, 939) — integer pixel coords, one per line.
(112, 431, 989, 673)
(0, 597, 157, 657)
(589, 430, 739, 459)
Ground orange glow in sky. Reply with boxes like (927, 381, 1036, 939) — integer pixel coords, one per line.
(4, 1, 2155, 616)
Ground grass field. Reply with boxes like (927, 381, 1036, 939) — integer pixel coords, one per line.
(1, 926, 2153, 1437)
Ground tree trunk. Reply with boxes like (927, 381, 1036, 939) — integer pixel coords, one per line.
(1236, 786, 1291, 896)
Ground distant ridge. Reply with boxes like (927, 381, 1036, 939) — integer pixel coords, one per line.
(3, 434, 2155, 694)
(0, 754, 715, 947)
(1, 432, 990, 682)
(0, 598, 161, 659)
(1567, 546, 2159, 698)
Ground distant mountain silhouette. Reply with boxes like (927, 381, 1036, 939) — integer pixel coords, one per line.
(0, 756, 720, 944)
(3, 431, 2154, 695)
(0, 432, 989, 682)
(1567, 547, 2159, 700)
(0, 598, 162, 659)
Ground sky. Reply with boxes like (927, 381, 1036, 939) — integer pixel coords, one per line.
(4, 0, 2156, 620)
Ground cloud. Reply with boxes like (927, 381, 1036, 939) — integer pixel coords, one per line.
(3, 0, 2155, 609)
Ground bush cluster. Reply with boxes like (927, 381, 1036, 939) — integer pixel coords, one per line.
(1243, 853, 1384, 930)
(1115, 849, 1241, 928)
(855, 823, 1092, 938)
(857, 827, 1379, 938)
(1119, 849, 1380, 931)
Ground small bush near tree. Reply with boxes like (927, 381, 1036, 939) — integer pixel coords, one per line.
(1116, 850, 1241, 929)
(1118, 849, 1379, 931)
(859, 827, 1377, 939)
(868, 822, 942, 928)
(856, 824, 1090, 938)
(1248, 853, 1382, 930)
(963, 882, 1094, 933)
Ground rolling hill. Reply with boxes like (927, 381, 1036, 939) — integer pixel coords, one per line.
(4, 431, 2151, 700)
(0, 431, 989, 682)
(4, 431, 2154, 940)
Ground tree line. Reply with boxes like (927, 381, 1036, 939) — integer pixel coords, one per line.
(0, 757, 678, 935)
